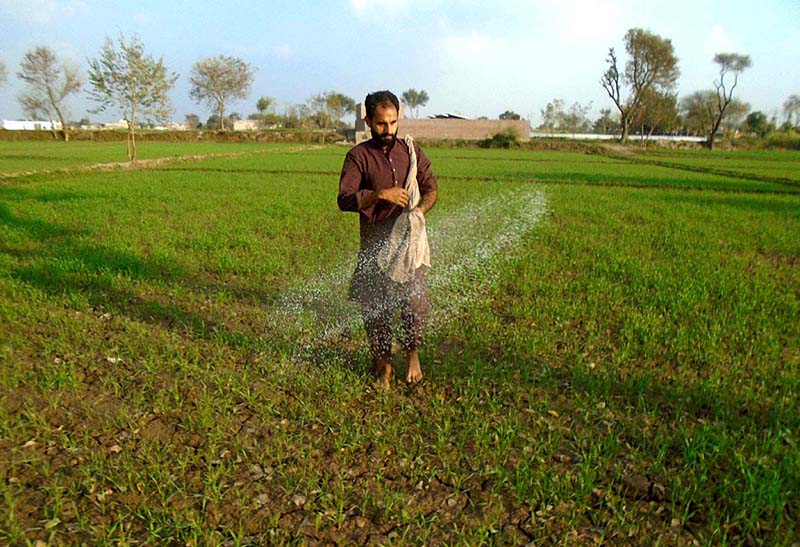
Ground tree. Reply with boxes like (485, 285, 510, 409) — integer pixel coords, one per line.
(307, 91, 355, 130)
(185, 113, 200, 129)
(401, 89, 430, 118)
(204, 114, 233, 131)
(189, 55, 254, 132)
(499, 110, 521, 120)
(256, 96, 275, 115)
(600, 28, 679, 142)
(681, 90, 749, 141)
(560, 101, 593, 133)
(592, 108, 620, 134)
(87, 34, 178, 161)
(631, 88, 678, 141)
(783, 95, 800, 128)
(0, 59, 6, 88)
(743, 111, 773, 137)
(539, 99, 564, 130)
(17, 46, 82, 141)
(538, 99, 591, 132)
(703, 53, 751, 149)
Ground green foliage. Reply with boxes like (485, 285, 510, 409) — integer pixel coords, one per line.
(743, 111, 774, 137)
(306, 91, 356, 129)
(87, 34, 179, 161)
(478, 128, 520, 148)
(765, 130, 800, 150)
(401, 88, 430, 118)
(499, 110, 521, 120)
(17, 46, 82, 141)
(601, 28, 680, 142)
(189, 55, 255, 132)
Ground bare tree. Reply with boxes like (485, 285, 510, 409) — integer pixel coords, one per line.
(601, 28, 679, 143)
(17, 46, 82, 141)
(87, 34, 179, 161)
(189, 55, 254, 131)
(401, 89, 430, 118)
(705, 53, 751, 149)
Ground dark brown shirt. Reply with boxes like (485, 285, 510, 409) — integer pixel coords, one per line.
(338, 137, 438, 252)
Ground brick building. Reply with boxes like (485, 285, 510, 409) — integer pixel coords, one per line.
(353, 103, 530, 143)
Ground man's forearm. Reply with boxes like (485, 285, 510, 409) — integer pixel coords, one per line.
(417, 189, 438, 215)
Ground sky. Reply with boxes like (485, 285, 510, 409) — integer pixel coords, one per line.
(1, 0, 798, 125)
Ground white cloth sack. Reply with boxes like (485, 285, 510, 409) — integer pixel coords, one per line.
(378, 135, 431, 283)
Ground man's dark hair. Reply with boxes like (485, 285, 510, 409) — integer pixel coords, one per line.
(365, 90, 400, 119)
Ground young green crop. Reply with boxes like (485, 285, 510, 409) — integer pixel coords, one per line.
(0, 143, 797, 546)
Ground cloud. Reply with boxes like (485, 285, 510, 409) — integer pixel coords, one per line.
(0, 0, 89, 25)
(704, 25, 734, 57)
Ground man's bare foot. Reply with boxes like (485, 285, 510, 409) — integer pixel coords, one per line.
(406, 350, 423, 384)
(374, 359, 392, 390)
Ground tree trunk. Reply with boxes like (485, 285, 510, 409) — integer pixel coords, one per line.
(128, 107, 137, 162)
(619, 115, 630, 143)
(52, 103, 69, 142)
(219, 103, 225, 131)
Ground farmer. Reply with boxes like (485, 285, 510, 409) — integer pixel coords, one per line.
(337, 90, 439, 389)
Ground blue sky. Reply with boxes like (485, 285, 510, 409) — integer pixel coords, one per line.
(1, 0, 798, 124)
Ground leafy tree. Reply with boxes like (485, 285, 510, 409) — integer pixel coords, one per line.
(401, 89, 430, 118)
(600, 28, 679, 143)
(538, 99, 591, 132)
(189, 55, 254, 132)
(256, 96, 275, 115)
(703, 53, 751, 149)
(592, 108, 620, 134)
(539, 99, 564, 130)
(204, 114, 233, 131)
(307, 91, 355, 130)
(87, 34, 178, 161)
(184, 113, 200, 129)
(17, 46, 82, 141)
(631, 89, 678, 140)
(681, 90, 749, 141)
(499, 110, 521, 120)
(743, 111, 773, 137)
(783, 94, 800, 128)
(560, 101, 593, 133)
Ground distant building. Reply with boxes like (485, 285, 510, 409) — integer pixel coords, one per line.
(103, 119, 129, 130)
(3, 119, 63, 131)
(233, 119, 260, 131)
(353, 103, 530, 143)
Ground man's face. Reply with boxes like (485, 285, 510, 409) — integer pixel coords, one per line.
(366, 104, 398, 147)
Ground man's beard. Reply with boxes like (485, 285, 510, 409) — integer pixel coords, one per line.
(371, 128, 397, 147)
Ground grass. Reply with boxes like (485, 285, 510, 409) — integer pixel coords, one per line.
(0, 141, 798, 546)
(0, 141, 305, 175)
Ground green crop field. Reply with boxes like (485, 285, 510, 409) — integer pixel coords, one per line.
(1, 141, 798, 546)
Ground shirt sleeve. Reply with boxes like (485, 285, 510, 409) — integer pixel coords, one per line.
(415, 143, 438, 195)
(338, 149, 375, 212)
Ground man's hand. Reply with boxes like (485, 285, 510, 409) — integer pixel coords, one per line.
(378, 187, 410, 208)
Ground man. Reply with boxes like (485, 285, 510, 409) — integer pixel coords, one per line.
(338, 90, 438, 389)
